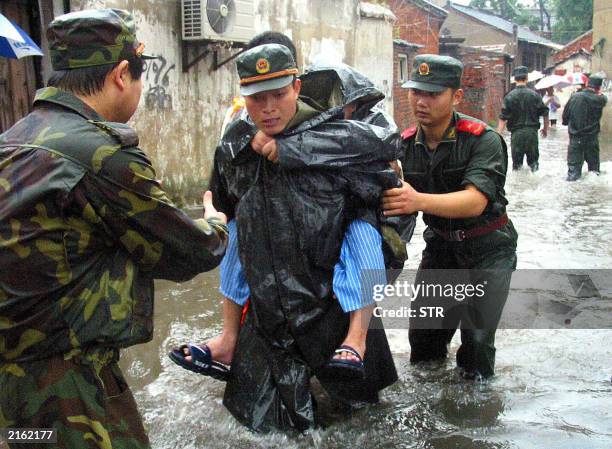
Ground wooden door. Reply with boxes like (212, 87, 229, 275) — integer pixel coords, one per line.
(0, 0, 42, 133)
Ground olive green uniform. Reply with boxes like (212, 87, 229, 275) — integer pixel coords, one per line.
(500, 85, 549, 171)
(562, 87, 608, 180)
(400, 112, 518, 378)
(0, 9, 227, 449)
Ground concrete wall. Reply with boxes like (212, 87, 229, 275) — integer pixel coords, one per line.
(68, 0, 395, 204)
(442, 8, 513, 50)
(592, 0, 611, 139)
(554, 54, 591, 77)
(354, 4, 396, 114)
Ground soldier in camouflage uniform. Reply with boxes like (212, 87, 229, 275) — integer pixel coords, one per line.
(383, 55, 518, 379)
(497, 66, 549, 172)
(0, 9, 227, 449)
(562, 74, 608, 181)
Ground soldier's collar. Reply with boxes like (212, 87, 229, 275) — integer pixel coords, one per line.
(441, 114, 458, 142)
(415, 113, 458, 147)
(34, 87, 104, 121)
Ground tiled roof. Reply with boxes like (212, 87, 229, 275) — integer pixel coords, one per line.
(448, 2, 561, 49)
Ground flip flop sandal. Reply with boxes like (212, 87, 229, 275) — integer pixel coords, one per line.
(318, 344, 366, 381)
(168, 343, 230, 382)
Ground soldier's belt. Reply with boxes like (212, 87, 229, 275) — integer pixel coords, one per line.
(431, 213, 508, 242)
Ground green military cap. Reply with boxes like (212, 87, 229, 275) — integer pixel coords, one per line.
(47, 8, 155, 70)
(513, 66, 529, 77)
(236, 44, 299, 96)
(402, 54, 463, 92)
(588, 74, 604, 89)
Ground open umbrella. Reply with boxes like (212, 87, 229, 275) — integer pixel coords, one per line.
(567, 72, 588, 86)
(535, 74, 571, 90)
(0, 13, 43, 59)
(511, 70, 545, 84)
(528, 70, 545, 82)
(0, 12, 24, 42)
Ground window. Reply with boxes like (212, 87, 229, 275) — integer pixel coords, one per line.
(398, 54, 408, 83)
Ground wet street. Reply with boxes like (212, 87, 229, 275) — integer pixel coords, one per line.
(119, 126, 612, 449)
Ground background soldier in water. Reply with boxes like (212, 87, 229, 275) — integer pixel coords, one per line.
(562, 74, 608, 181)
(497, 66, 549, 172)
(0, 9, 227, 449)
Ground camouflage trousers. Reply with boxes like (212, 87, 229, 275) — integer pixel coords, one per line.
(567, 135, 600, 181)
(0, 353, 150, 449)
(510, 127, 539, 171)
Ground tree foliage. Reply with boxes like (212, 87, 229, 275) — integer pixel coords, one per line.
(469, 0, 545, 30)
(468, 0, 592, 43)
(551, 0, 592, 44)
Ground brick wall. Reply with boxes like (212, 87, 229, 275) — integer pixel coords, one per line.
(389, 0, 447, 131)
(388, 0, 446, 54)
(455, 47, 508, 125)
(553, 31, 593, 64)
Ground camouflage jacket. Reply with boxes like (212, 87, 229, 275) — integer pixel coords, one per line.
(0, 88, 227, 365)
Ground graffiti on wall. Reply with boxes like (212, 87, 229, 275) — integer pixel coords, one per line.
(144, 56, 175, 110)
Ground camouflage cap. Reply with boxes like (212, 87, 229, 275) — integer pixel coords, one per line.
(47, 8, 155, 70)
(513, 66, 529, 77)
(236, 44, 299, 96)
(402, 54, 463, 92)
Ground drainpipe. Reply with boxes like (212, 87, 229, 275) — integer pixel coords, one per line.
(512, 23, 518, 62)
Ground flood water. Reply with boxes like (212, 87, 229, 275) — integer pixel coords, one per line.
(119, 127, 612, 449)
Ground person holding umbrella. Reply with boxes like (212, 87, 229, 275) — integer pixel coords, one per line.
(542, 87, 561, 128)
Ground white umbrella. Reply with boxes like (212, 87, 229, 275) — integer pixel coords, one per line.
(0, 13, 25, 43)
(535, 74, 572, 90)
(511, 70, 545, 84)
(528, 70, 545, 82)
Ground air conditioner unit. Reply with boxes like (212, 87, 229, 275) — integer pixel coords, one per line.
(181, 0, 255, 44)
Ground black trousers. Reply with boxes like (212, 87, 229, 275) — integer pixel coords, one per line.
(567, 135, 600, 180)
(510, 127, 539, 170)
(408, 227, 517, 378)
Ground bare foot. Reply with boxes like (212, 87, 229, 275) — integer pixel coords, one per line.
(183, 333, 237, 365)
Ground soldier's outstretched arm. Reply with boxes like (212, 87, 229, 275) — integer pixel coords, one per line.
(83, 145, 227, 282)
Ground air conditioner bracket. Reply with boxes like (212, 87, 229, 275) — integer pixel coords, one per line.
(181, 40, 248, 73)
(213, 48, 247, 70)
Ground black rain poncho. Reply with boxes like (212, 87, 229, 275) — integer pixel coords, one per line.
(210, 101, 399, 432)
(289, 61, 416, 262)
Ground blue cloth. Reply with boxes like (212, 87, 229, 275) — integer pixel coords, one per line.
(219, 219, 386, 312)
(219, 220, 250, 304)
